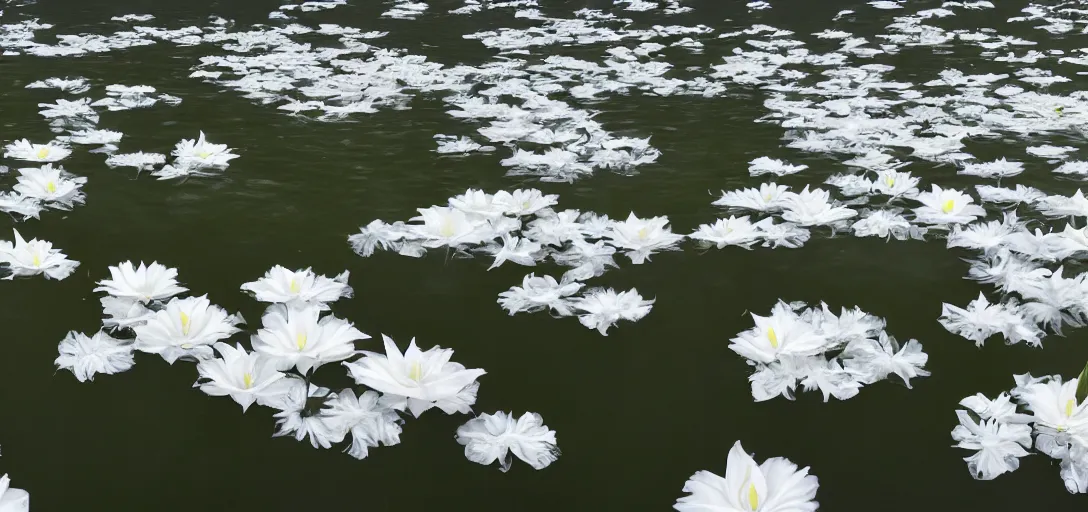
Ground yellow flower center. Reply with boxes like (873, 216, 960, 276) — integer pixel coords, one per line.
(763, 194, 771, 201)
(748, 483, 759, 511)
(767, 327, 779, 349)
(522, 200, 531, 209)
(31, 254, 41, 267)
(1066, 398, 1076, 418)
(941, 199, 955, 214)
(46, 181, 57, 194)
(439, 218, 456, 237)
(296, 332, 308, 351)
(637, 226, 650, 240)
(289, 278, 300, 294)
(243, 373, 253, 389)
(180, 311, 191, 335)
(408, 361, 423, 382)
(36, 147, 49, 159)
(885, 176, 895, 187)
(197, 150, 211, 159)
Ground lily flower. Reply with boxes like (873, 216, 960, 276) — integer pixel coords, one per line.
(0, 474, 29, 512)
(55, 330, 135, 382)
(674, 441, 819, 512)
(321, 389, 403, 460)
(343, 334, 486, 418)
(448, 189, 506, 220)
(240, 266, 352, 307)
(171, 131, 239, 169)
(12, 164, 86, 209)
(409, 206, 490, 248)
(605, 212, 685, 264)
(2, 139, 71, 162)
(94, 261, 187, 303)
(689, 216, 762, 249)
(780, 186, 857, 226)
(456, 411, 560, 472)
(712, 183, 794, 213)
(133, 295, 245, 364)
(870, 169, 920, 198)
(481, 234, 543, 270)
(271, 377, 345, 449)
(0, 228, 80, 280)
(730, 301, 828, 364)
(196, 342, 287, 412)
(748, 156, 807, 177)
(497, 273, 582, 316)
(912, 184, 986, 225)
(568, 287, 655, 336)
(252, 304, 369, 374)
(951, 410, 1032, 480)
(492, 188, 558, 216)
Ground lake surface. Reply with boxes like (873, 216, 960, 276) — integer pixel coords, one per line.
(1, 0, 1086, 510)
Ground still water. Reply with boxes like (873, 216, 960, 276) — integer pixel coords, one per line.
(1, 0, 1086, 509)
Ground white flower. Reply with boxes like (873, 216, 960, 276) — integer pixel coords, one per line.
(913, 184, 986, 225)
(1027, 144, 1075, 158)
(780, 186, 857, 226)
(674, 441, 819, 512)
(343, 335, 486, 418)
(12, 164, 86, 208)
(1017, 377, 1088, 439)
(3, 139, 71, 162)
(730, 301, 827, 364)
(0, 192, 42, 220)
(0, 474, 29, 512)
(851, 209, 924, 241)
(568, 288, 655, 336)
(960, 158, 1024, 179)
(951, 410, 1032, 480)
(938, 293, 1039, 347)
(0, 228, 80, 280)
(497, 273, 582, 316)
(841, 332, 929, 387)
(713, 183, 794, 213)
(94, 261, 187, 302)
(66, 129, 123, 145)
(409, 206, 490, 248)
(321, 388, 402, 460)
(605, 212, 685, 264)
(55, 331, 135, 382)
(523, 209, 583, 247)
(689, 216, 762, 249)
(1036, 190, 1088, 218)
(171, 131, 239, 169)
(448, 189, 506, 219)
(959, 392, 1033, 424)
(492, 189, 558, 216)
(240, 266, 352, 307)
(105, 152, 166, 170)
(271, 378, 345, 449)
(481, 234, 542, 270)
(456, 412, 560, 472)
(252, 304, 369, 375)
(196, 342, 286, 412)
(748, 156, 807, 177)
(133, 295, 245, 364)
(38, 98, 98, 122)
(100, 296, 156, 331)
(870, 170, 920, 198)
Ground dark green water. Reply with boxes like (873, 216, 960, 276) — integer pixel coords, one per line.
(1, 0, 1086, 510)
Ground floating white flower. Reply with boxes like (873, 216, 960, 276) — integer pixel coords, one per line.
(1055, 161, 1088, 177)
(689, 216, 762, 249)
(449, 189, 506, 219)
(0, 192, 42, 220)
(973, 185, 1043, 206)
(752, 218, 810, 249)
(605, 212, 684, 264)
(321, 388, 402, 460)
(523, 209, 582, 247)
(748, 156, 807, 177)
(0, 474, 29, 512)
(104, 152, 166, 170)
(842, 332, 929, 387)
(913, 184, 986, 225)
(851, 209, 924, 241)
(674, 441, 819, 512)
(1027, 144, 1076, 159)
(12, 164, 86, 208)
(271, 378, 345, 449)
(951, 410, 1032, 480)
(497, 273, 582, 316)
(240, 266, 352, 307)
(95, 261, 186, 303)
(482, 234, 542, 270)
(713, 183, 793, 213)
(343, 335, 485, 418)
(410, 206, 490, 249)
(960, 158, 1024, 179)
(959, 392, 1033, 424)
(196, 342, 286, 412)
(55, 330, 135, 382)
(1016, 377, 1088, 439)
(870, 170, 920, 199)
(780, 186, 857, 226)
(492, 189, 558, 216)
(133, 295, 245, 363)
(66, 129, 123, 145)
(0, 228, 80, 280)
(1036, 190, 1088, 218)
(568, 288, 654, 336)
(939, 293, 1042, 347)
(252, 304, 369, 375)
(171, 131, 239, 169)
(730, 301, 826, 364)
(38, 98, 98, 123)
(456, 411, 560, 472)
(2, 139, 71, 162)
